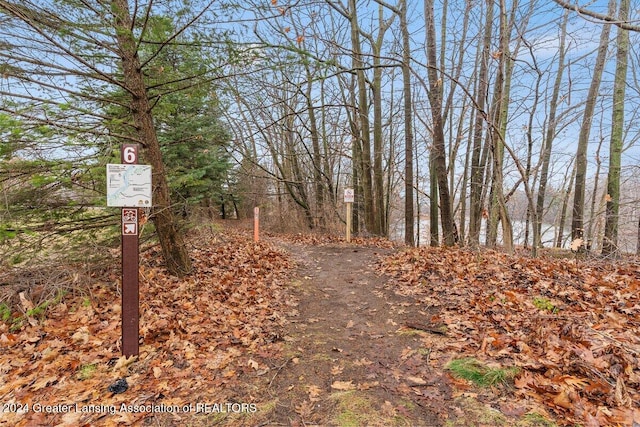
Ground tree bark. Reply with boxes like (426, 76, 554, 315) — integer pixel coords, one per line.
(602, 0, 630, 257)
(348, 0, 375, 235)
(536, 11, 568, 249)
(555, 162, 575, 248)
(468, 0, 493, 247)
(572, 0, 615, 243)
(112, 0, 191, 276)
(425, 0, 457, 246)
(400, 0, 414, 246)
(486, 0, 514, 254)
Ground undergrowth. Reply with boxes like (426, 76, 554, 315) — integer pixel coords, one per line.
(446, 358, 520, 387)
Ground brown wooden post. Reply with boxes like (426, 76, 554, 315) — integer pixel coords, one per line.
(121, 144, 139, 357)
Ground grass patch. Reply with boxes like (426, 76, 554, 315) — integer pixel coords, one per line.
(7, 290, 67, 331)
(444, 396, 507, 426)
(329, 391, 411, 427)
(0, 302, 11, 322)
(533, 297, 558, 313)
(517, 412, 558, 426)
(446, 358, 519, 388)
(78, 363, 97, 380)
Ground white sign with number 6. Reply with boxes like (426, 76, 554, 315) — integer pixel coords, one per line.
(123, 146, 137, 164)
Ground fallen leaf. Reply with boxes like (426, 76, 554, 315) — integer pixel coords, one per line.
(406, 375, 427, 386)
(331, 380, 355, 391)
(307, 385, 322, 400)
(357, 381, 379, 390)
(331, 365, 344, 375)
(113, 355, 136, 373)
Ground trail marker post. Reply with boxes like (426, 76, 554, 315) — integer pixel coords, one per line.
(254, 207, 260, 242)
(106, 144, 153, 357)
(344, 188, 354, 242)
(120, 144, 140, 357)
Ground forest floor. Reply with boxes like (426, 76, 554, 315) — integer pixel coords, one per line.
(1, 225, 639, 426)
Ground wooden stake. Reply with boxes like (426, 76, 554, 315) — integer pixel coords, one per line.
(346, 202, 352, 243)
(254, 207, 260, 242)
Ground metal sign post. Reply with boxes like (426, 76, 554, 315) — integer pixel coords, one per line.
(344, 188, 354, 242)
(121, 144, 140, 357)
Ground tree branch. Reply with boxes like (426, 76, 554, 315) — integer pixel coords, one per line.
(553, 0, 640, 31)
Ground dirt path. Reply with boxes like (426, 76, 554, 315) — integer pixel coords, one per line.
(259, 242, 452, 426)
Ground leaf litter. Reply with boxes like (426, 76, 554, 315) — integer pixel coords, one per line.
(378, 246, 640, 426)
(2, 228, 640, 426)
(0, 228, 293, 426)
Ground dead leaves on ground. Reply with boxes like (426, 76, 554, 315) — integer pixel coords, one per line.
(379, 247, 640, 426)
(0, 230, 293, 426)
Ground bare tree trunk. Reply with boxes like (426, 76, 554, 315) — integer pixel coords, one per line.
(555, 162, 575, 248)
(429, 151, 439, 246)
(572, 0, 616, 243)
(425, 0, 457, 246)
(398, 0, 414, 246)
(486, 0, 514, 254)
(341, 75, 362, 235)
(348, 0, 375, 234)
(587, 138, 604, 246)
(536, 11, 568, 249)
(602, 0, 630, 257)
(468, 0, 493, 247)
(304, 65, 325, 227)
(112, 0, 191, 276)
(371, 17, 386, 237)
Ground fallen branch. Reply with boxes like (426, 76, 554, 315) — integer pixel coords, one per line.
(404, 322, 448, 335)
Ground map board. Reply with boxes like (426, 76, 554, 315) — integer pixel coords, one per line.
(106, 164, 152, 207)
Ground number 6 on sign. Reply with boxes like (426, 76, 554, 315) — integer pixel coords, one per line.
(122, 145, 138, 164)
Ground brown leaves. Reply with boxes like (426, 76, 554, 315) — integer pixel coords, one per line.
(379, 247, 640, 425)
(0, 229, 293, 426)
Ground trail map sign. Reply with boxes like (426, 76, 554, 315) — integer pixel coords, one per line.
(106, 164, 152, 207)
(107, 144, 148, 357)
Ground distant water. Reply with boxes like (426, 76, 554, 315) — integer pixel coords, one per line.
(391, 219, 563, 248)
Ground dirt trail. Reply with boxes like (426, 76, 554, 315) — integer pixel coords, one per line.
(261, 242, 451, 426)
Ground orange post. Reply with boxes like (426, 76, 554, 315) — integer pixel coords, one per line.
(254, 207, 259, 242)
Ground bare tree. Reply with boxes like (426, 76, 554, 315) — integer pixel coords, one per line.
(425, 0, 457, 246)
(602, 0, 630, 256)
(571, 0, 616, 247)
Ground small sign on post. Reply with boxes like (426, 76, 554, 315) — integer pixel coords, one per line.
(344, 188, 354, 242)
(106, 144, 151, 357)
